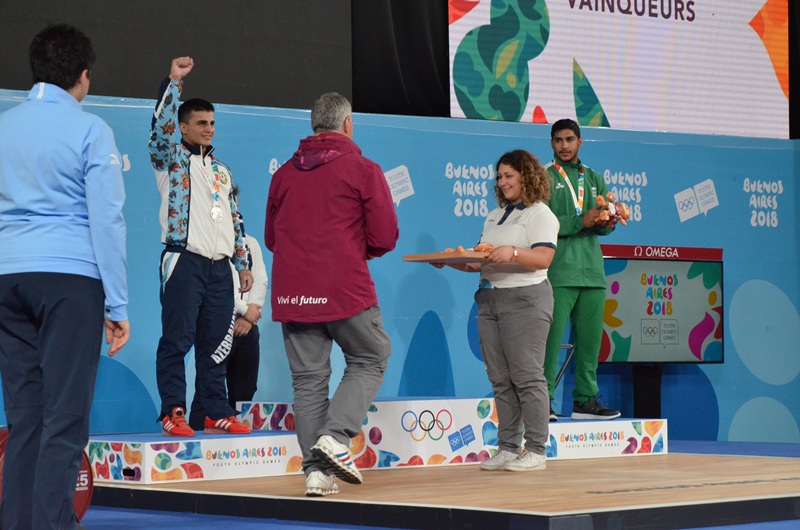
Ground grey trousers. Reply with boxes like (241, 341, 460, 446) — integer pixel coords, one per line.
(475, 282, 553, 455)
(282, 305, 391, 473)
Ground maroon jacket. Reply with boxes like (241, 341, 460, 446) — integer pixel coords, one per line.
(265, 132, 399, 323)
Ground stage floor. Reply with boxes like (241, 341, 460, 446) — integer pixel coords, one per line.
(93, 444, 800, 530)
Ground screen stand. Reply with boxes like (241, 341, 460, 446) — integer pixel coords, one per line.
(633, 364, 662, 418)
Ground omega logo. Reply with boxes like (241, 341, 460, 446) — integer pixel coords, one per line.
(633, 246, 680, 259)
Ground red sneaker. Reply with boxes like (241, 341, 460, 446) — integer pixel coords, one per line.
(204, 416, 252, 434)
(162, 407, 195, 437)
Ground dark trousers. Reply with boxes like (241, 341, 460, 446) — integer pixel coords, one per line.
(0, 273, 104, 530)
(156, 249, 236, 423)
(189, 325, 260, 430)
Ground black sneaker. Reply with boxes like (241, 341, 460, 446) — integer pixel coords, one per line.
(549, 404, 558, 422)
(571, 397, 621, 420)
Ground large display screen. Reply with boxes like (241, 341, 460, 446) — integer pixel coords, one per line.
(599, 245, 723, 363)
(449, 0, 789, 138)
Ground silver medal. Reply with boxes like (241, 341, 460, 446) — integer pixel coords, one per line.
(210, 203, 223, 223)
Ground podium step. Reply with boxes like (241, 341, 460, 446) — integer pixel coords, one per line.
(88, 430, 300, 485)
(88, 398, 667, 484)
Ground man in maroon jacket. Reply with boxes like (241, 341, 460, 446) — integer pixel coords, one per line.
(265, 92, 399, 497)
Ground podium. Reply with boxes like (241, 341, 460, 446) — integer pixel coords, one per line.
(87, 398, 668, 485)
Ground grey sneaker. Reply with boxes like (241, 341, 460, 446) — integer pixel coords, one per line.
(305, 470, 339, 497)
(504, 450, 546, 472)
(480, 449, 519, 471)
(549, 404, 558, 422)
(311, 435, 363, 484)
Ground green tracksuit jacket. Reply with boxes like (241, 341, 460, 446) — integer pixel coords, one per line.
(545, 159, 613, 287)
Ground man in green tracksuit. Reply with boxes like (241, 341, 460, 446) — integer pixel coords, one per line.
(543, 119, 621, 421)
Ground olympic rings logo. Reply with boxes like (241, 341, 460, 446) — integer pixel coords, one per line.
(401, 409, 453, 442)
(642, 326, 659, 337)
(678, 197, 695, 211)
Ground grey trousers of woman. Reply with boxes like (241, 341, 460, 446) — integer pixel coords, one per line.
(475, 281, 554, 455)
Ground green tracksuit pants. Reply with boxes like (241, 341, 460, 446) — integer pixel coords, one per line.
(544, 286, 606, 403)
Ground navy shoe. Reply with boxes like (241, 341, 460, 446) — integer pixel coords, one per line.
(572, 397, 621, 420)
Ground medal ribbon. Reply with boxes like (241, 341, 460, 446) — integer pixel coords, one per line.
(554, 161, 584, 215)
(201, 158, 222, 203)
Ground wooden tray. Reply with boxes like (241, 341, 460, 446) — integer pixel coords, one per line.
(403, 251, 489, 264)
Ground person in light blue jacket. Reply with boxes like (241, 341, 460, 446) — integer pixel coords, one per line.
(0, 24, 129, 530)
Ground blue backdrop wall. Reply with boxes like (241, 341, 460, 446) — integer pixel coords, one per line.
(1, 89, 798, 442)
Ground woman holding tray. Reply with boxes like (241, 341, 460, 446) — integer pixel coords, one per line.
(436, 149, 558, 471)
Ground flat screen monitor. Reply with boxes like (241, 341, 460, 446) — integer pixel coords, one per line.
(599, 245, 723, 363)
(449, 1, 789, 138)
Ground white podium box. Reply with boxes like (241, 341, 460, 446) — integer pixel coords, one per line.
(88, 431, 302, 485)
(88, 398, 667, 485)
(239, 398, 667, 466)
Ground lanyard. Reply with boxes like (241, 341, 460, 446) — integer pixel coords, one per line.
(200, 158, 222, 204)
(203, 158, 220, 203)
(200, 158, 226, 223)
(553, 161, 584, 215)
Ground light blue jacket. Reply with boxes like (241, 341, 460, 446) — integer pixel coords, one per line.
(0, 83, 128, 320)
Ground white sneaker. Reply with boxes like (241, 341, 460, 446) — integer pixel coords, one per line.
(504, 450, 546, 472)
(311, 435, 363, 484)
(305, 470, 339, 496)
(479, 449, 519, 471)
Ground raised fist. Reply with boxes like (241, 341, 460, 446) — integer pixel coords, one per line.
(169, 57, 194, 82)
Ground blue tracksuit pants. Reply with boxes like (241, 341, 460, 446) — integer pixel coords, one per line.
(156, 248, 237, 422)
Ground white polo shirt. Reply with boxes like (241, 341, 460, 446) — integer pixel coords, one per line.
(478, 202, 559, 289)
